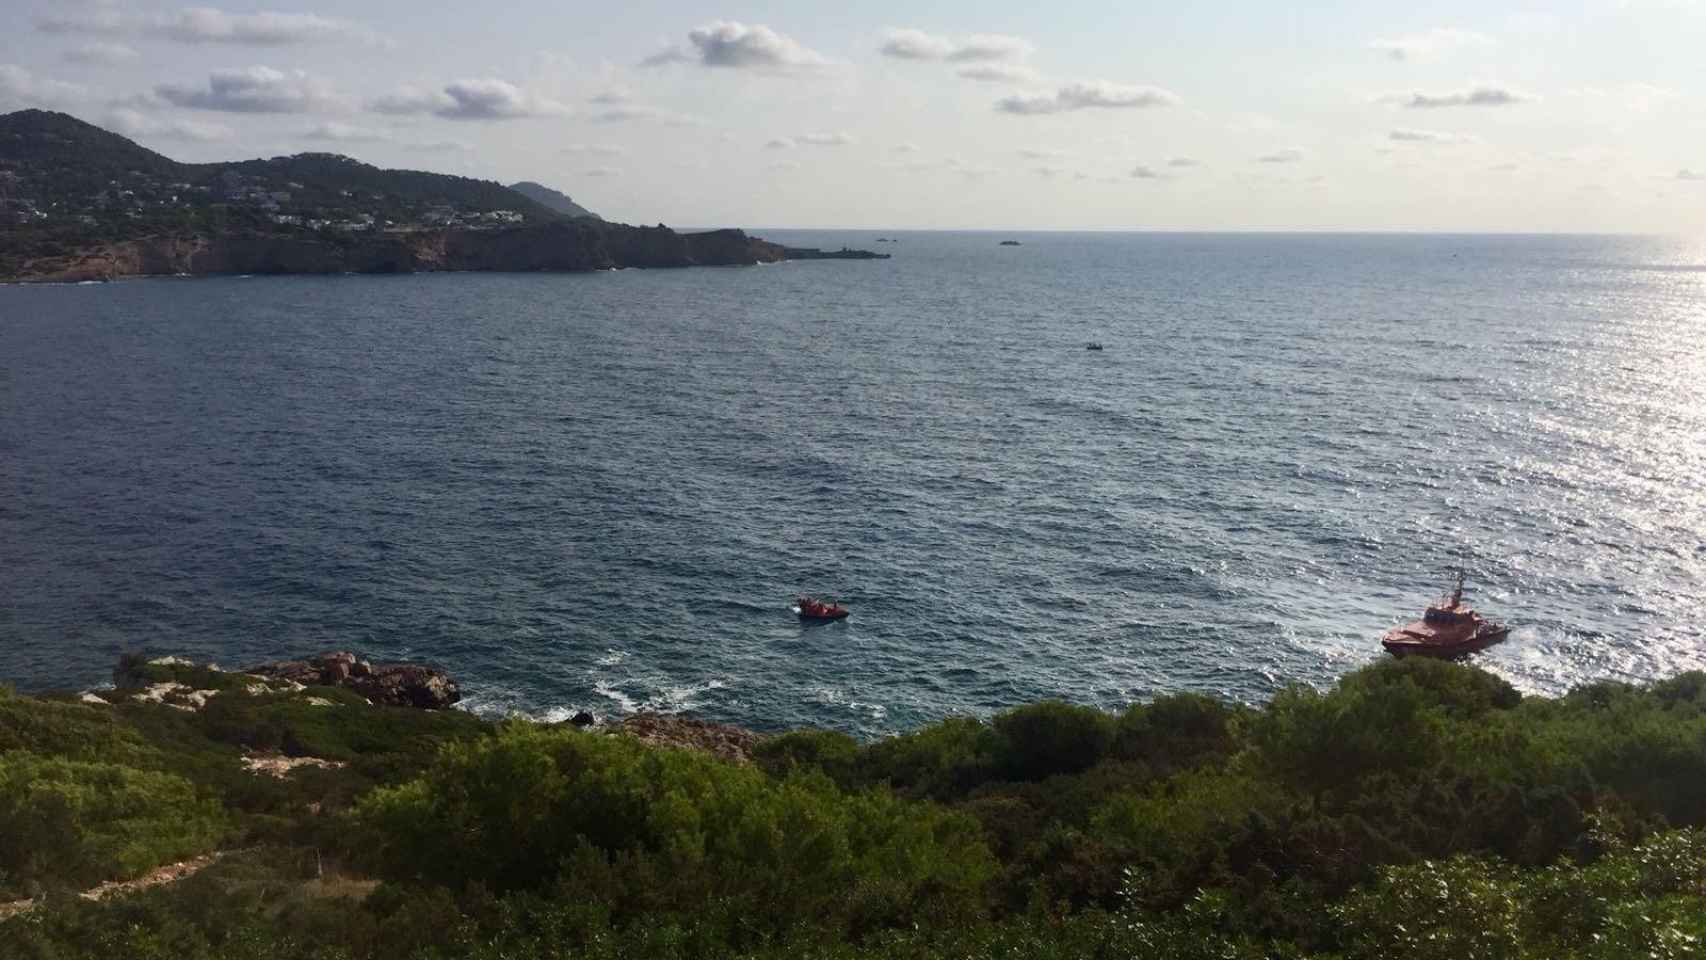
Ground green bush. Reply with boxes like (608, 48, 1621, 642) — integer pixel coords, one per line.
(0, 753, 228, 896)
(353, 723, 996, 940)
(993, 701, 1115, 782)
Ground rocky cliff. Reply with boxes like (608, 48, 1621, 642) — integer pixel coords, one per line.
(8, 221, 805, 283)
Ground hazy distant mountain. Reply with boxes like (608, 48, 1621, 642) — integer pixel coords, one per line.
(508, 181, 598, 220)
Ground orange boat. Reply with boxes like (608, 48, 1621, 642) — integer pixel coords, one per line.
(1381, 570, 1510, 659)
(796, 595, 849, 621)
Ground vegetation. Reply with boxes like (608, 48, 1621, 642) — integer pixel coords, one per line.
(0, 109, 562, 277)
(6, 657, 1706, 958)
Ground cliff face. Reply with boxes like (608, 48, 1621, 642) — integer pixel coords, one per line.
(7, 221, 798, 282)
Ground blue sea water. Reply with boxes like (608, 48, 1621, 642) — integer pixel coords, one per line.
(3, 231, 1705, 736)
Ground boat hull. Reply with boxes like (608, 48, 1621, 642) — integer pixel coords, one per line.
(797, 609, 849, 621)
(1381, 623, 1510, 659)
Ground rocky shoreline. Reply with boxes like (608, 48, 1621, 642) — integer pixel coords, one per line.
(3, 222, 887, 284)
(102, 652, 767, 762)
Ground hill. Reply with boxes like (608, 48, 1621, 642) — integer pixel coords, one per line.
(509, 180, 599, 219)
(0, 109, 560, 272)
(3, 655, 1706, 958)
(0, 110, 884, 280)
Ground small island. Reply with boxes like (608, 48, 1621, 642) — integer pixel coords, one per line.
(999, 239, 1022, 246)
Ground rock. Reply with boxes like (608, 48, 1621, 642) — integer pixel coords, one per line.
(78, 691, 109, 706)
(617, 713, 766, 764)
(244, 652, 460, 709)
(570, 711, 595, 727)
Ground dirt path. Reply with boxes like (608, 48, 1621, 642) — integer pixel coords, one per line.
(0, 852, 227, 921)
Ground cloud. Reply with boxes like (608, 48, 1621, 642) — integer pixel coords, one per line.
(880, 29, 1032, 62)
(154, 7, 374, 45)
(1369, 27, 1491, 62)
(38, 4, 379, 46)
(996, 81, 1177, 115)
(63, 41, 138, 64)
(401, 139, 471, 153)
(158, 66, 340, 113)
(766, 132, 854, 149)
(1401, 86, 1529, 108)
(371, 79, 567, 120)
(34, 3, 128, 36)
(1389, 128, 1475, 144)
(1678, 170, 1706, 182)
(583, 167, 618, 177)
(892, 142, 919, 154)
(1167, 156, 1198, 167)
(1257, 148, 1304, 163)
(105, 107, 231, 141)
(948, 34, 1034, 62)
(561, 143, 626, 158)
(0, 64, 88, 107)
(1019, 148, 1071, 161)
(957, 63, 1039, 83)
(1131, 165, 1164, 179)
(1032, 165, 1069, 178)
(301, 121, 387, 142)
(644, 21, 828, 70)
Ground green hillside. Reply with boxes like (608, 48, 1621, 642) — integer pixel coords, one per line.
(0, 109, 564, 272)
(5, 657, 1706, 958)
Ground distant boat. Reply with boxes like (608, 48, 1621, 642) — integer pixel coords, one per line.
(1381, 569, 1510, 659)
(999, 240, 1022, 246)
(1085, 342, 1104, 351)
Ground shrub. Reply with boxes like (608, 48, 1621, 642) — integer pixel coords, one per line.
(352, 724, 996, 941)
(0, 753, 228, 896)
(992, 701, 1115, 782)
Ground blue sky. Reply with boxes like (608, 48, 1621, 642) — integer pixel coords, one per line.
(2, 0, 1703, 231)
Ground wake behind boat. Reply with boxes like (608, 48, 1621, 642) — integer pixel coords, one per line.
(1381, 569, 1510, 659)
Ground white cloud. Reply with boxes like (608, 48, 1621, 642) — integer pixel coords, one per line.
(105, 107, 232, 141)
(1019, 148, 1071, 160)
(1131, 165, 1164, 179)
(996, 81, 1177, 115)
(880, 29, 1032, 62)
(949, 34, 1034, 62)
(957, 64, 1039, 83)
(155, 7, 373, 45)
(1400, 86, 1529, 108)
(158, 66, 340, 113)
(645, 21, 828, 70)
(0, 64, 88, 107)
(561, 143, 626, 158)
(1032, 165, 1068, 178)
(1369, 27, 1491, 62)
(892, 142, 920, 154)
(1168, 156, 1198, 167)
(1389, 128, 1474, 144)
(1678, 170, 1706, 182)
(302, 121, 387, 141)
(584, 167, 618, 177)
(38, 4, 379, 46)
(797, 131, 854, 146)
(371, 78, 567, 120)
(63, 41, 139, 64)
(1257, 148, 1304, 163)
(766, 132, 855, 149)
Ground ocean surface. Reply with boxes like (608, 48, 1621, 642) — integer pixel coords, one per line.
(4, 232, 1705, 736)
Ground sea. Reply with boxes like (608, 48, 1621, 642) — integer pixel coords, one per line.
(3, 231, 1705, 737)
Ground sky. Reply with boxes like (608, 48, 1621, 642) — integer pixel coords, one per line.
(2, 0, 1704, 232)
